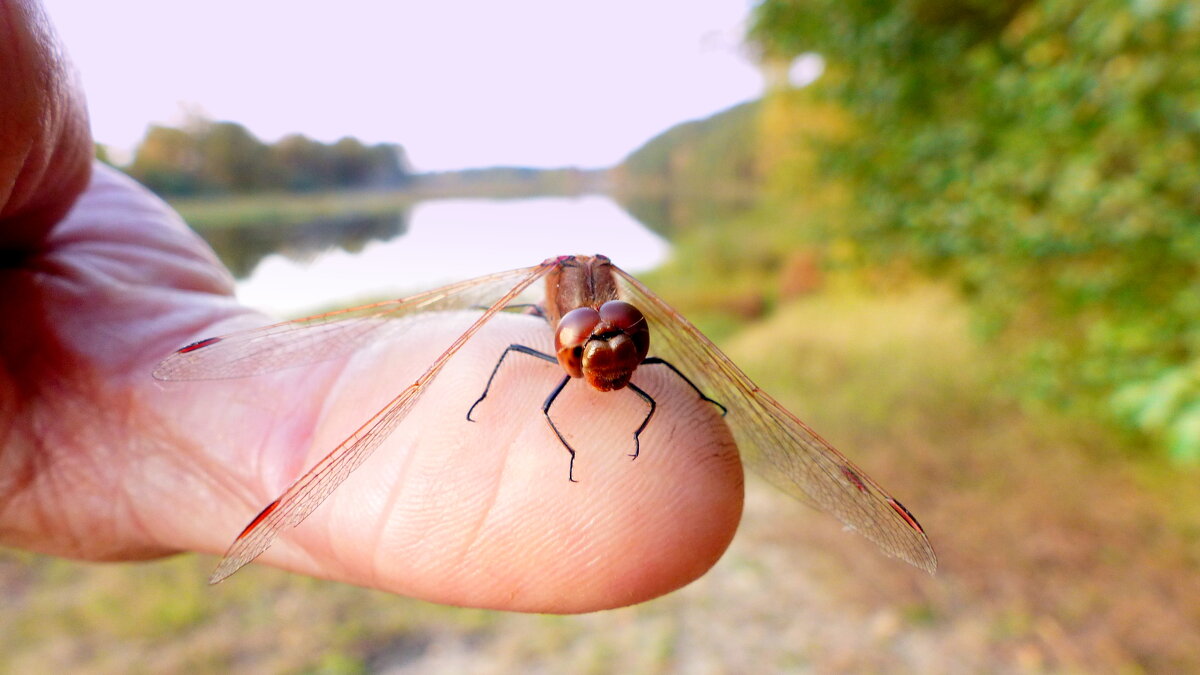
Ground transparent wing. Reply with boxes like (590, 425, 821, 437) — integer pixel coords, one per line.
(613, 265, 937, 574)
(205, 261, 557, 583)
(154, 264, 548, 381)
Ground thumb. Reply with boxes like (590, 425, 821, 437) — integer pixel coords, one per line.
(0, 0, 92, 243)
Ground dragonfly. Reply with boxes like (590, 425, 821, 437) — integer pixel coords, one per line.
(155, 254, 937, 583)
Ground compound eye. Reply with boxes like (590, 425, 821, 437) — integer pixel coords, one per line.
(598, 301, 644, 331)
(598, 300, 650, 362)
(555, 307, 601, 378)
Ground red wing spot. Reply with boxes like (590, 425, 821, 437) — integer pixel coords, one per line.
(236, 499, 280, 539)
(842, 466, 868, 493)
(178, 336, 222, 353)
(887, 497, 926, 534)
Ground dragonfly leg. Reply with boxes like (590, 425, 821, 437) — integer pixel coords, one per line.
(509, 302, 548, 319)
(470, 302, 548, 319)
(627, 382, 656, 460)
(466, 344, 557, 422)
(641, 356, 727, 416)
(540, 374, 578, 482)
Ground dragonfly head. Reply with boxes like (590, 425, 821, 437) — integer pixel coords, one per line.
(554, 300, 650, 391)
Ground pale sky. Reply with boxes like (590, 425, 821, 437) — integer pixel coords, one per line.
(42, 1, 764, 172)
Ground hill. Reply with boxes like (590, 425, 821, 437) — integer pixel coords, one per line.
(610, 100, 763, 235)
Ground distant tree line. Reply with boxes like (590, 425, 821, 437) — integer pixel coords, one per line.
(123, 118, 411, 196)
(416, 166, 606, 197)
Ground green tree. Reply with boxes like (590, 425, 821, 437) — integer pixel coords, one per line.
(126, 120, 410, 195)
(127, 124, 202, 195)
(196, 121, 270, 192)
(752, 0, 1200, 460)
(269, 133, 333, 191)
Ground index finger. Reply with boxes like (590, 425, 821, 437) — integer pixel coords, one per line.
(154, 311, 744, 613)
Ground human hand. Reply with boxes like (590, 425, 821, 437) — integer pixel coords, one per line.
(0, 0, 742, 612)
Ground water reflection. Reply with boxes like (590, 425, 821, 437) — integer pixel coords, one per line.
(202, 209, 409, 279)
(233, 196, 668, 316)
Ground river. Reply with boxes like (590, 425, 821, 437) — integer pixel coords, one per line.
(213, 195, 668, 316)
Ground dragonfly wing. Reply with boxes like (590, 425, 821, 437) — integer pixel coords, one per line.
(155, 264, 548, 380)
(207, 260, 558, 582)
(210, 379, 422, 583)
(612, 266, 937, 574)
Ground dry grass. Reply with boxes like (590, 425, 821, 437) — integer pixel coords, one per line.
(727, 283, 1200, 673)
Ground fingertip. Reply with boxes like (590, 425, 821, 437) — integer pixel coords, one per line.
(423, 320, 745, 612)
(542, 365, 744, 611)
(217, 311, 745, 613)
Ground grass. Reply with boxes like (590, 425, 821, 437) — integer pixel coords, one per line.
(741, 286, 1200, 672)
(4, 278, 1199, 672)
(168, 190, 421, 231)
(167, 180, 605, 231)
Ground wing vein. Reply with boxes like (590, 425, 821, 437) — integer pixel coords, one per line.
(206, 261, 555, 582)
(612, 265, 936, 573)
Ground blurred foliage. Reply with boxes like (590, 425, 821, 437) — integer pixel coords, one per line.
(93, 143, 113, 166)
(126, 117, 411, 197)
(612, 101, 763, 238)
(616, 100, 762, 198)
(750, 0, 1200, 461)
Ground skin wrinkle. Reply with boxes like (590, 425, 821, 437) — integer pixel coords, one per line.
(469, 391, 564, 603)
(32, 380, 89, 555)
(151, 348, 345, 560)
(307, 335, 434, 588)
(0, 361, 29, 523)
(453, 344, 544, 578)
(244, 367, 339, 541)
(563, 506, 620, 599)
(21, 431, 52, 548)
(307, 346, 397, 587)
(0, 2, 34, 208)
(324, 336, 441, 588)
(72, 167, 227, 284)
(453, 429, 507, 578)
(139, 377, 254, 555)
(411, 319, 529, 582)
(39, 190, 262, 557)
(10, 242, 173, 558)
(41, 204, 226, 379)
(177, 441, 241, 552)
(53, 375, 136, 557)
(437, 424, 511, 588)
(116, 443, 169, 557)
(469, 322, 612, 604)
(363, 390, 413, 590)
(0, 2, 90, 238)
